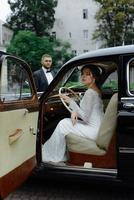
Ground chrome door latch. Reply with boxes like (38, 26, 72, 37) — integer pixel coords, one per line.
(29, 127, 36, 135)
(123, 102, 134, 109)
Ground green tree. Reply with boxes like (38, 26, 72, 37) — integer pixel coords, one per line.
(93, 0, 134, 47)
(7, 31, 73, 72)
(7, 0, 57, 36)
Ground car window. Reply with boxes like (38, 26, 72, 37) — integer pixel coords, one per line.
(128, 59, 134, 95)
(56, 67, 86, 90)
(0, 57, 32, 102)
(64, 68, 86, 89)
(102, 71, 118, 91)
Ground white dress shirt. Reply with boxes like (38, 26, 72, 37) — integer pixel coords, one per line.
(42, 67, 53, 85)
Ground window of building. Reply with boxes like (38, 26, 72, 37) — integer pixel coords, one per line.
(52, 32, 56, 39)
(83, 9, 88, 19)
(83, 50, 88, 53)
(72, 50, 77, 56)
(83, 30, 88, 39)
(3, 33, 8, 43)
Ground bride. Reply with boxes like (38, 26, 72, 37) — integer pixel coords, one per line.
(42, 64, 104, 163)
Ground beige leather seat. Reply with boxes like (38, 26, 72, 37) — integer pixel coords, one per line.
(66, 93, 118, 156)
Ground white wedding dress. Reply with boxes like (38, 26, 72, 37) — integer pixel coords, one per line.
(42, 88, 104, 162)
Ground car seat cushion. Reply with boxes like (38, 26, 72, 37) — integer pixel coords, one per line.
(66, 134, 106, 155)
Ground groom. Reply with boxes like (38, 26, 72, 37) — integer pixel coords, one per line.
(33, 54, 54, 92)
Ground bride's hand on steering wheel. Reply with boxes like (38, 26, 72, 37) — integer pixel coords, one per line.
(59, 87, 80, 113)
(59, 94, 71, 104)
(71, 111, 78, 126)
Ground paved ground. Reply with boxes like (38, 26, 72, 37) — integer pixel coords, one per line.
(5, 177, 134, 200)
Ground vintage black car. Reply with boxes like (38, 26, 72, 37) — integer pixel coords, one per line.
(0, 45, 134, 199)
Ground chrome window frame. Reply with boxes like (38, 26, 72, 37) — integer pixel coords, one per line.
(126, 58, 134, 96)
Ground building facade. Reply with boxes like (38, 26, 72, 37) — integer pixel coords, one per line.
(0, 19, 13, 52)
(51, 0, 101, 55)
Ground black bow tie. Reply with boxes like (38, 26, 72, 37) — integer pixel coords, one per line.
(46, 69, 51, 73)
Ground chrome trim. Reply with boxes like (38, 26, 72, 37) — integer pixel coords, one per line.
(119, 147, 134, 154)
(44, 162, 117, 175)
(121, 97, 134, 100)
(123, 102, 134, 109)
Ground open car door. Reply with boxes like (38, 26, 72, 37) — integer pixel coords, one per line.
(0, 55, 39, 199)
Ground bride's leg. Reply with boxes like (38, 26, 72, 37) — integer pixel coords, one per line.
(42, 118, 72, 162)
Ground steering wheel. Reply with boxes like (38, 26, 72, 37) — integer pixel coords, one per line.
(59, 87, 80, 113)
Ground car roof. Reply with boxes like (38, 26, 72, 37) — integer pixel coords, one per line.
(60, 45, 134, 74)
(64, 45, 134, 66)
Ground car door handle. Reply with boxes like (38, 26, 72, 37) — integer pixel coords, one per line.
(9, 129, 23, 144)
(123, 102, 134, 109)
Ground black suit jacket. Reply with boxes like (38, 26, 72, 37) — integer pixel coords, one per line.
(33, 68, 54, 92)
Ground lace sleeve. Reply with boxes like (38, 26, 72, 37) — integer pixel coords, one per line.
(69, 89, 96, 123)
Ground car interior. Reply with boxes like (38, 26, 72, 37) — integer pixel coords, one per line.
(41, 60, 118, 170)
